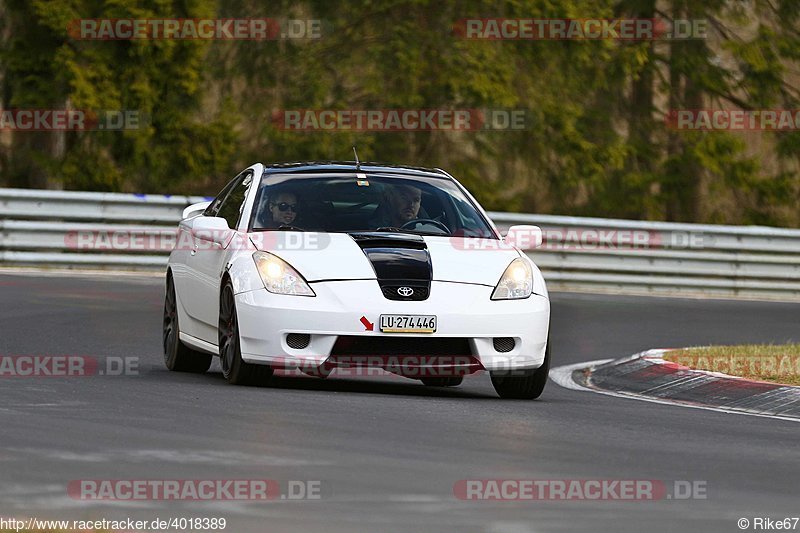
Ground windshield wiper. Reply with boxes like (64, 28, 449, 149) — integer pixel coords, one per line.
(404, 230, 451, 236)
(374, 226, 449, 236)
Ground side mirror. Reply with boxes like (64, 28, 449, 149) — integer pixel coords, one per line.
(191, 216, 232, 245)
(503, 225, 543, 250)
(182, 201, 211, 220)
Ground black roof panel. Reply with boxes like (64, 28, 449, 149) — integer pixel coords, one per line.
(262, 161, 450, 178)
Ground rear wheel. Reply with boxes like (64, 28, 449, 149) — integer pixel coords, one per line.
(490, 340, 550, 400)
(219, 281, 273, 386)
(163, 276, 213, 373)
(420, 377, 463, 387)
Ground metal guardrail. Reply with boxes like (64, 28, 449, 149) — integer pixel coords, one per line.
(3, 187, 800, 300)
(490, 213, 800, 300)
(0, 188, 211, 223)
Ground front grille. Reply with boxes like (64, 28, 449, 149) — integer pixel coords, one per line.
(286, 333, 311, 349)
(380, 283, 430, 301)
(493, 337, 515, 353)
(331, 336, 471, 356)
(327, 336, 483, 376)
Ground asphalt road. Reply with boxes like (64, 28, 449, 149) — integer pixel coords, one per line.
(0, 272, 797, 533)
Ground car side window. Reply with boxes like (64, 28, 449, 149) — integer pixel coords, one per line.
(216, 171, 252, 229)
(204, 177, 239, 217)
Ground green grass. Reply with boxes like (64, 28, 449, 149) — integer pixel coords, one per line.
(663, 344, 800, 386)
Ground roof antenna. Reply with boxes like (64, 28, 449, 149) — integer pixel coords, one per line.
(353, 146, 361, 170)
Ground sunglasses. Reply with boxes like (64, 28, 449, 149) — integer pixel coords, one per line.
(271, 202, 298, 213)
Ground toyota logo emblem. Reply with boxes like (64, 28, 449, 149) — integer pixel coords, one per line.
(397, 287, 414, 297)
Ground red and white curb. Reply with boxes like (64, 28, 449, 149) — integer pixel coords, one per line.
(550, 349, 800, 423)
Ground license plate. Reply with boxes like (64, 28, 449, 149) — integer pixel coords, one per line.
(379, 314, 437, 333)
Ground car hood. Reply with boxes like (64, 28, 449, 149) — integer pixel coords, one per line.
(249, 232, 521, 286)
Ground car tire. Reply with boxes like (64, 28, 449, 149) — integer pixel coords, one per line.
(490, 340, 550, 400)
(219, 281, 273, 386)
(163, 275, 213, 373)
(420, 377, 463, 387)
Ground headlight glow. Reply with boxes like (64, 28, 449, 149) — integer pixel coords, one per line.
(491, 258, 533, 300)
(511, 265, 528, 282)
(265, 260, 283, 279)
(253, 251, 315, 296)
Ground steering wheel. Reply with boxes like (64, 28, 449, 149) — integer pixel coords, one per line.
(401, 218, 450, 234)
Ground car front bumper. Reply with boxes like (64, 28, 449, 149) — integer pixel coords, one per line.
(235, 280, 549, 372)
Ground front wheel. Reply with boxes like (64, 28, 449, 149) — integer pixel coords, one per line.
(163, 276, 213, 373)
(218, 282, 273, 386)
(490, 340, 550, 399)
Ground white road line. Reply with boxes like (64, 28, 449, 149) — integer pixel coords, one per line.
(549, 360, 800, 424)
(548, 360, 612, 391)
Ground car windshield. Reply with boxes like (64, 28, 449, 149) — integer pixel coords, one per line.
(250, 173, 496, 237)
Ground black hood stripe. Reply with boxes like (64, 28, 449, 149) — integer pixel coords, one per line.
(350, 233, 432, 300)
(361, 247, 432, 281)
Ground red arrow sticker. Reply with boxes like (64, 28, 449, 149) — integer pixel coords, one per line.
(360, 316, 374, 331)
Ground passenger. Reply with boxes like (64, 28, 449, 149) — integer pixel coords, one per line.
(262, 190, 299, 228)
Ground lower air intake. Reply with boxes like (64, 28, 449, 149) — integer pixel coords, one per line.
(493, 337, 515, 353)
(286, 333, 311, 349)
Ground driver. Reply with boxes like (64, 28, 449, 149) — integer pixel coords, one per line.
(370, 183, 421, 228)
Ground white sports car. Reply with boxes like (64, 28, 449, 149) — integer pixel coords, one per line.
(164, 162, 551, 399)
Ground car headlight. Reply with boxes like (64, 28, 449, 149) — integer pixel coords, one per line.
(253, 251, 315, 296)
(491, 258, 533, 300)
